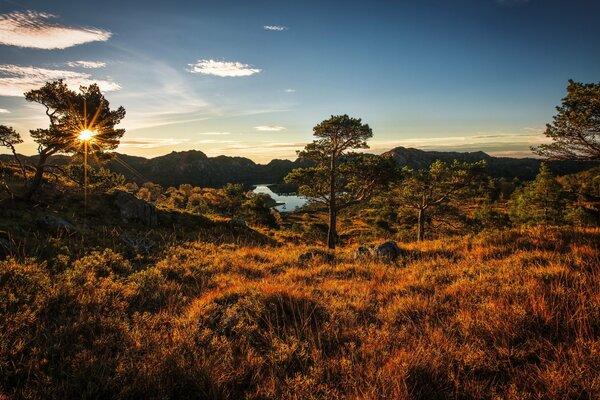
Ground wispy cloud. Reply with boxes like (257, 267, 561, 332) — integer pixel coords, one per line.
(264, 25, 288, 31)
(0, 64, 120, 97)
(0, 108, 10, 113)
(0, 11, 111, 49)
(66, 60, 106, 69)
(255, 125, 286, 132)
(118, 137, 190, 149)
(284, 88, 296, 93)
(189, 59, 261, 77)
(197, 132, 231, 136)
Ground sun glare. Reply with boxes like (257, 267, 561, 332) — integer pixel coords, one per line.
(78, 129, 95, 141)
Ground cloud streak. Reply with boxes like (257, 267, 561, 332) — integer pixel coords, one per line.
(264, 25, 287, 31)
(67, 60, 106, 69)
(0, 108, 10, 113)
(0, 64, 121, 97)
(0, 11, 111, 49)
(189, 59, 261, 77)
(255, 125, 286, 132)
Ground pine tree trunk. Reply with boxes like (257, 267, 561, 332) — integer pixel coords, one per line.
(327, 156, 336, 250)
(417, 208, 425, 242)
(24, 152, 49, 201)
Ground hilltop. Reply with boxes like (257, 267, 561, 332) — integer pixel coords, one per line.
(1, 147, 596, 188)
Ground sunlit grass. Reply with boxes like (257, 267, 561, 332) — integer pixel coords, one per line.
(0, 227, 598, 398)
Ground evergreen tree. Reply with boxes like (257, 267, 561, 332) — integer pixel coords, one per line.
(510, 163, 565, 225)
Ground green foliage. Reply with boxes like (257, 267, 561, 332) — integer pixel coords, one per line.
(472, 204, 511, 230)
(510, 163, 566, 225)
(564, 206, 597, 227)
(285, 115, 384, 249)
(533, 79, 600, 160)
(241, 194, 278, 227)
(389, 159, 487, 240)
(63, 164, 125, 191)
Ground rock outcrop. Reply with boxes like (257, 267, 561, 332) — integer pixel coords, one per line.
(112, 189, 158, 227)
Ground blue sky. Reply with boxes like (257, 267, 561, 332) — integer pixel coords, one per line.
(0, 0, 599, 162)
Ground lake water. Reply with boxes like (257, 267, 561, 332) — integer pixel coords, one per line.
(252, 185, 307, 212)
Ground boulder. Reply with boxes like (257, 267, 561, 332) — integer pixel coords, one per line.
(112, 189, 158, 227)
(355, 241, 406, 263)
(375, 241, 404, 261)
(35, 215, 76, 234)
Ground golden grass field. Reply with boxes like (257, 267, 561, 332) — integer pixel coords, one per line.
(1, 226, 598, 399)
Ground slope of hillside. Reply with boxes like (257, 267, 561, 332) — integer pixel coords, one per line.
(1, 227, 598, 398)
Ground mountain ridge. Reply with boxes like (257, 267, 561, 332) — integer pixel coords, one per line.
(1, 147, 597, 188)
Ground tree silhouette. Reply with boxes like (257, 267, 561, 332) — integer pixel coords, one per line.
(23, 80, 125, 199)
(533, 80, 600, 161)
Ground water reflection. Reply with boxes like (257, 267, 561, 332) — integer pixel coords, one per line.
(252, 185, 307, 212)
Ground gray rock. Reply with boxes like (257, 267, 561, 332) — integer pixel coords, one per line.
(35, 215, 76, 233)
(375, 241, 404, 261)
(112, 189, 158, 227)
(355, 241, 406, 262)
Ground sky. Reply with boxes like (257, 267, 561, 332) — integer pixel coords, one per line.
(0, 0, 599, 163)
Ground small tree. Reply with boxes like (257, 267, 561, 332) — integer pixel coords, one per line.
(533, 80, 600, 160)
(510, 163, 565, 226)
(0, 125, 27, 179)
(392, 160, 486, 241)
(23, 80, 125, 199)
(285, 115, 394, 249)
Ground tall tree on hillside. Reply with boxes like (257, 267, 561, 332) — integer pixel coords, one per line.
(392, 160, 486, 241)
(510, 163, 566, 226)
(533, 80, 600, 160)
(22, 80, 125, 199)
(285, 115, 394, 249)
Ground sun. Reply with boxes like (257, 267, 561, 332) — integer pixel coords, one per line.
(78, 129, 95, 141)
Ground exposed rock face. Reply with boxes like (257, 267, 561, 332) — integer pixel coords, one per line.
(112, 189, 157, 227)
(35, 215, 76, 233)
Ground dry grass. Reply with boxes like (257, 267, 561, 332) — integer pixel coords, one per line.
(1, 227, 598, 399)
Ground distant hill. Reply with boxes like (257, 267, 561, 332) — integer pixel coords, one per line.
(381, 146, 598, 180)
(2, 147, 597, 188)
(0, 150, 313, 188)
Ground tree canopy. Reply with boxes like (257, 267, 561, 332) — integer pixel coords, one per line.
(533, 80, 600, 161)
(285, 115, 394, 249)
(390, 160, 486, 241)
(21, 80, 126, 199)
